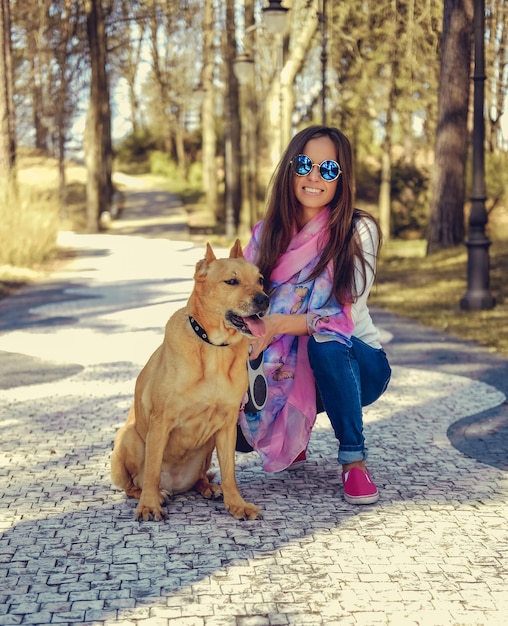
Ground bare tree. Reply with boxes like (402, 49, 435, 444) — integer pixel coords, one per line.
(113, 0, 147, 135)
(427, 0, 473, 253)
(143, 1, 201, 178)
(12, 0, 86, 219)
(146, 1, 172, 154)
(52, 1, 85, 217)
(18, 0, 49, 153)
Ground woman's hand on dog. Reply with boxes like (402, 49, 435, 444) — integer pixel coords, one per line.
(249, 313, 309, 360)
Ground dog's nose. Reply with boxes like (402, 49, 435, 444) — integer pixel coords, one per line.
(254, 292, 270, 311)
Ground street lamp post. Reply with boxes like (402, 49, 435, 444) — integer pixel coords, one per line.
(233, 53, 257, 233)
(262, 1, 289, 157)
(460, 0, 495, 310)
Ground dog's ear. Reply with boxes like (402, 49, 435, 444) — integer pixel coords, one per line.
(229, 239, 244, 259)
(194, 258, 208, 277)
(205, 242, 217, 263)
(195, 243, 216, 278)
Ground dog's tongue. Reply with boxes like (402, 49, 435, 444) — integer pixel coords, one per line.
(245, 315, 265, 337)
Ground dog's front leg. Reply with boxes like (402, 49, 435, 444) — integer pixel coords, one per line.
(215, 420, 261, 520)
(136, 416, 170, 521)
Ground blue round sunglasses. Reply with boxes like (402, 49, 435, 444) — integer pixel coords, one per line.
(291, 154, 342, 182)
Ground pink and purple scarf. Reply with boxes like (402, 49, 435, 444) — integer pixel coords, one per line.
(239, 208, 354, 472)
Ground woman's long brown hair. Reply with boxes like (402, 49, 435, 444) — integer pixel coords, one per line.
(255, 125, 381, 305)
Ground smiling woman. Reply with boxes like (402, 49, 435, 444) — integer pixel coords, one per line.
(235, 125, 391, 507)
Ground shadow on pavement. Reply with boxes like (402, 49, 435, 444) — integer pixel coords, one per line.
(448, 404, 508, 471)
(0, 351, 83, 389)
(375, 309, 508, 472)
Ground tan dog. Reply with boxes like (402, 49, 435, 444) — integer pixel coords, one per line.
(110, 240, 269, 521)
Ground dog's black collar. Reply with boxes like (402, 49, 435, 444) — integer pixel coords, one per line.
(188, 315, 229, 347)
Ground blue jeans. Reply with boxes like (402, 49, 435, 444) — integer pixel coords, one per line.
(307, 335, 391, 465)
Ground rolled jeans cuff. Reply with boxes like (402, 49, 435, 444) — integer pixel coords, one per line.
(338, 446, 368, 465)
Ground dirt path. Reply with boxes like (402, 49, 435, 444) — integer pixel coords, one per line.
(109, 172, 191, 240)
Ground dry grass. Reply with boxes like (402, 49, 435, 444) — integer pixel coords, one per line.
(0, 152, 86, 296)
(16, 154, 89, 232)
(0, 177, 60, 267)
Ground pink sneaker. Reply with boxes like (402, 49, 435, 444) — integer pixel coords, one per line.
(342, 467, 379, 505)
(287, 450, 306, 470)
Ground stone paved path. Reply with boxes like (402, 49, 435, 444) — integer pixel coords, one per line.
(1, 184, 507, 626)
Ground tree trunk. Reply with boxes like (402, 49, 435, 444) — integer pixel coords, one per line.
(28, 36, 47, 153)
(201, 0, 218, 218)
(485, 0, 507, 153)
(57, 123, 67, 221)
(54, 42, 73, 221)
(174, 119, 186, 180)
(378, 62, 396, 242)
(401, 110, 415, 164)
(0, 0, 16, 177)
(427, 0, 473, 253)
(85, 0, 113, 233)
(224, 0, 241, 235)
(148, 7, 172, 154)
(123, 2, 146, 135)
(54, 61, 68, 221)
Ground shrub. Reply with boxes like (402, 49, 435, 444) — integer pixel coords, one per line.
(148, 150, 180, 178)
(187, 161, 203, 188)
(356, 159, 381, 204)
(115, 129, 160, 163)
(390, 160, 430, 238)
(483, 151, 508, 212)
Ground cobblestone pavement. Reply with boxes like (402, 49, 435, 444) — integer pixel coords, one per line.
(1, 193, 507, 625)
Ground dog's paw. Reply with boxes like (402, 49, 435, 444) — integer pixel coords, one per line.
(160, 489, 172, 504)
(209, 485, 224, 501)
(203, 486, 225, 501)
(125, 486, 142, 500)
(135, 502, 167, 522)
(196, 481, 223, 500)
(226, 500, 262, 521)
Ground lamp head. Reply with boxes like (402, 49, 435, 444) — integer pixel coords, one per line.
(262, 0, 289, 35)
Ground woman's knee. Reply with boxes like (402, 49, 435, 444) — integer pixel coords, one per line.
(359, 350, 391, 406)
